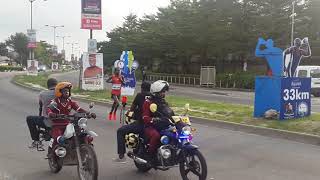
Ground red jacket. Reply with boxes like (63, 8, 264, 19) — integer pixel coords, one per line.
(47, 98, 86, 126)
(142, 99, 154, 126)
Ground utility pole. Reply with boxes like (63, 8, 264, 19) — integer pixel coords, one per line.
(290, 1, 297, 46)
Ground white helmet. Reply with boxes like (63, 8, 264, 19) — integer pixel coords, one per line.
(150, 80, 169, 94)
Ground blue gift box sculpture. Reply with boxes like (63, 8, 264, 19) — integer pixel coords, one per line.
(254, 37, 311, 120)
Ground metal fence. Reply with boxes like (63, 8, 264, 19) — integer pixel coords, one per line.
(146, 74, 201, 86)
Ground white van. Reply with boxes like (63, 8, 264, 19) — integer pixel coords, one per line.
(295, 66, 320, 97)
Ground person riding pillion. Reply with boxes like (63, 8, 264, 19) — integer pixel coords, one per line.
(47, 82, 96, 146)
(106, 68, 125, 120)
(113, 81, 151, 163)
(26, 78, 58, 149)
(142, 80, 173, 158)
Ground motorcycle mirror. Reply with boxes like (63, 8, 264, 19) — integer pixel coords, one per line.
(89, 102, 95, 109)
(184, 103, 190, 111)
(150, 103, 157, 113)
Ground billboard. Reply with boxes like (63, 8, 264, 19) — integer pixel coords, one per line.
(27, 29, 37, 49)
(27, 60, 38, 76)
(82, 53, 104, 90)
(52, 62, 59, 71)
(81, 0, 102, 30)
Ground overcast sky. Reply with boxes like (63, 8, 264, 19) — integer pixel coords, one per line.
(0, 0, 170, 60)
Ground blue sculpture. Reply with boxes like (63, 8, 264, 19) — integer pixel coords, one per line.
(255, 38, 283, 77)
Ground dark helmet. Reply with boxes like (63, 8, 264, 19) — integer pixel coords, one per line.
(141, 81, 151, 92)
(47, 78, 58, 89)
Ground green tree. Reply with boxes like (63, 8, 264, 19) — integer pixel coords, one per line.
(5, 33, 28, 66)
(0, 43, 8, 56)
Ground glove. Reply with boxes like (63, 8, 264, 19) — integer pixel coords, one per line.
(49, 113, 57, 118)
(151, 117, 161, 124)
(90, 113, 97, 119)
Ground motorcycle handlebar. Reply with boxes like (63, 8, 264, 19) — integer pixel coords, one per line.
(50, 113, 92, 121)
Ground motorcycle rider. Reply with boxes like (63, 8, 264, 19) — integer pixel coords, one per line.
(26, 78, 58, 149)
(106, 68, 125, 120)
(47, 82, 96, 146)
(142, 80, 173, 164)
(113, 81, 151, 163)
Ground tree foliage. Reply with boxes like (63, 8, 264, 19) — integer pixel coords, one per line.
(5, 33, 29, 66)
(99, 0, 317, 74)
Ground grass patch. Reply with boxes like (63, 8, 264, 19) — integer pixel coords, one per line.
(13, 73, 320, 136)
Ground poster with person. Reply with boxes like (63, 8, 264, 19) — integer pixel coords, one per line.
(82, 52, 104, 90)
(51, 62, 59, 71)
(27, 60, 38, 76)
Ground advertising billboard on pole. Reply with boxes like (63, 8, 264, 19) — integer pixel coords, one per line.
(27, 29, 37, 49)
(81, 0, 102, 30)
(82, 53, 104, 90)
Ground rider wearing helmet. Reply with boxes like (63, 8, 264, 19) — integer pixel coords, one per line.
(142, 80, 173, 159)
(113, 81, 151, 163)
(26, 78, 58, 149)
(47, 82, 96, 145)
(106, 68, 125, 120)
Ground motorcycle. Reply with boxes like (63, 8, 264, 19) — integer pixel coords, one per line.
(125, 103, 207, 180)
(38, 103, 98, 180)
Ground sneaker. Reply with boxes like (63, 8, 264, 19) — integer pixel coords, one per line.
(108, 112, 112, 120)
(28, 141, 39, 149)
(37, 141, 45, 151)
(112, 112, 117, 121)
(112, 155, 127, 163)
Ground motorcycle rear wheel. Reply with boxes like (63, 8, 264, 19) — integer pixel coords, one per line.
(48, 147, 62, 173)
(179, 149, 207, 180)
(77, 144, 98, 180)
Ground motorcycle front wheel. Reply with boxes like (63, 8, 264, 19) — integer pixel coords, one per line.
(48, 147, 62, 173)
(179, 149, 207, 180)
(77, 144, 98, 180)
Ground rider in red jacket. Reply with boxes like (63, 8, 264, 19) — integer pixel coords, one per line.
(142, 80, 171, 157)
(47, 82, 96, 145)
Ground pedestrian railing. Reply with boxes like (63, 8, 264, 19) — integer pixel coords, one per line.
(146, 74, 201, 86)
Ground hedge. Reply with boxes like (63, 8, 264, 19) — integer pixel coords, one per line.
(216, 72, 258, 89)
(0, 66, 23, 72)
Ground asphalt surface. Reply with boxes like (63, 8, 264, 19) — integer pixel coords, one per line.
(2, 72, 320, 180)
(52, 71, 320, 112)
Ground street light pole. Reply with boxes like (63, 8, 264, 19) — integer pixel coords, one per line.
(45, 25, 64, 48)
(290, 1, 297, 46)
(56, 35, 70, 50)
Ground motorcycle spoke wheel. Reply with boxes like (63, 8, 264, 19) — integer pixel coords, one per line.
(78, 145, 98, 180)
(179, 150, 207, 180)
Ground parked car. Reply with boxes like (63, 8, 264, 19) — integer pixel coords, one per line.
(295, 66, 320, 97)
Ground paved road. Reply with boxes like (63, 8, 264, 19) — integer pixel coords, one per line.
(52, 71, 320, 112)
(2, 72, 320, 180)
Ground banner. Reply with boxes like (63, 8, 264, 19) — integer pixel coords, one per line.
(280, 78, 311, 119)
(27, 60, 38, 76)
(82, 53, 104, 90)
(118, 51, 139, 96)
(81, 0, 102, 30)
(88, 39, 97, 54)
(27, 29, 37, 49)
(52, 62, 59, 71)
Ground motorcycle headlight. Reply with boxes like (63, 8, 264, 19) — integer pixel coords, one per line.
(78, 118, 88, 129)
(182, 126, 191, 136)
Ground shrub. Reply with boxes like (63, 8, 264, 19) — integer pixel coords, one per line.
(0, 66, 23, 72)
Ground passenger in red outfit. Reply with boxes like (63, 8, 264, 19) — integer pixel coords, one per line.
(47, 82, 96, 145)
(142, 80, 172, 158)
(106, 68, 125, 120)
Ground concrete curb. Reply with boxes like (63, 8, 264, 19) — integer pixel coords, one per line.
(11, 77, 320, 146)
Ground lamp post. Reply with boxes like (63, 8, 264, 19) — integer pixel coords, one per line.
(45, 25, 64, 48)
(28, 0, 47, 61)
(56, 35, 70, 51)
(290, 1, 297, 46)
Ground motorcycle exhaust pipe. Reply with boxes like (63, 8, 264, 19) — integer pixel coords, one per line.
(127, 152, 147, 164)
